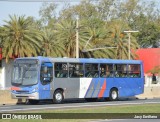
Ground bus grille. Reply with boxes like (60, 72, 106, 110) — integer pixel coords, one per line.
(16, 90, 29, 94)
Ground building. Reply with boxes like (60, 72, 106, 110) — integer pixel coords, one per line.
(136, 48, 160, 85)
(136, 48, 160, 74)
(0, 48, 14, 89)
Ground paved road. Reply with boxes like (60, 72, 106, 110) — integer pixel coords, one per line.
(0, 98, 160, 113)
(91, 119, 160, 122)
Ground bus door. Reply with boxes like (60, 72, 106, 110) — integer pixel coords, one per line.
(40, 62, 53, 99)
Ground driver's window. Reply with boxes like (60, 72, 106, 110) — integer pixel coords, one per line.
(40, 62, 53, 84)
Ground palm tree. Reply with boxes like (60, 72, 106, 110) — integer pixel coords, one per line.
(107, 21, 139, 59)
(55, 18, 118, 59)
(2, 15, 42, 62)
(0, 26, 4, 45)
(41, 28, 66, 57)
(55, 19, 88, 58)
(55, 20, 76, 57)
(82, 25, 115, 58)
(80, 17, 117, 59)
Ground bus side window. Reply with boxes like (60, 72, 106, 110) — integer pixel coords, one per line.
(100, 64, 113, 78)
(55, 63, 68, 78)
(69, 63, 84, 78)
(114, 64, 127, 78)
(85, 63, 99, 78)
(128, 64, 141, 78)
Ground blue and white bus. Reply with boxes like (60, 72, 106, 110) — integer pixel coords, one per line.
(11, 56, 144, 104)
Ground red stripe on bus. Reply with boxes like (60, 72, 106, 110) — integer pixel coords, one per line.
(11, 87, 20, 90)
(98, 79, 106, 98)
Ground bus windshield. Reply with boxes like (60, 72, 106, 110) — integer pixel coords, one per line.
(12, 63, 38, 86)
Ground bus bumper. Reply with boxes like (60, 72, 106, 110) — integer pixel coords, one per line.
(11, 92, 39, 100)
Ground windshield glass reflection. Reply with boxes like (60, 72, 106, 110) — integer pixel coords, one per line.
(12, 63, 38, 86)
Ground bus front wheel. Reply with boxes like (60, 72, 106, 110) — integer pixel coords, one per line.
(109, 88, 118, 101)
(53, 90, 64, 104)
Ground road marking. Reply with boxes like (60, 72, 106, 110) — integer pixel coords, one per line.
(0, 101, 160, 112)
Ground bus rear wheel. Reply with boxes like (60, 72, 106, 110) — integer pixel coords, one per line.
(53, 90, 64, 104)
(28, 99, 39, 105)
(109, 88, 118, 101)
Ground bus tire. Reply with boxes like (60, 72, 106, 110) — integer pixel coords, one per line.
(53, 90, 64, 104)
(109, 88, 118, 101)
(28, 99, 39, 105)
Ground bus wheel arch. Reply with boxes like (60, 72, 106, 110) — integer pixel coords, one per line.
(109, 87, 119, 101)
(53, 88, 64, 104)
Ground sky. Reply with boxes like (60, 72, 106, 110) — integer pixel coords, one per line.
(0, 1, 42, 25)
(0, 0, 160, 26)
(0, 0, 81, 26)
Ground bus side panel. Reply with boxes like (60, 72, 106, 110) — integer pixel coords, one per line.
(79, 78, 92, 98)
(117, 78, 144, 97)
(103, 78, 115, 97)
(38, 62, 53, 100)
(92, 78, 103, 98)
(81, 78, 110, 98)
(53, 78, 80, 99)
(39, 82, 52, 99)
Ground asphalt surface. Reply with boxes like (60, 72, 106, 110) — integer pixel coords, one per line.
(0, 98, 160, 121)
(91, 119, 160, 122)
(0, 98, 160, 113)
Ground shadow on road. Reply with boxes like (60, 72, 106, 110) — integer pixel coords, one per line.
(17, 97, 140, 105)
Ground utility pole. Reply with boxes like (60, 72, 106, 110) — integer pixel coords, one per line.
(124, 30, 139, 60)
(76, 16, 79, 58)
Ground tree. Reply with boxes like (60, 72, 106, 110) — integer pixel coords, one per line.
(147, 65, 160, 74)
(81, 18, 116, 58)
(117, 0, 160, 48)
(59, 0, 98, 20)
(55, 19, 89, 58)
(0, 26, 4, 46)
(41, 28, 66, 57)
(137, 22, 160, 48)
(37, 0, 160, 59)
(107, 20, 139, 59)
(39, 2, 58, 27)
(117, 0, 140, 25)
(97, 0, 117, 21)
(2, 15, 42, 62)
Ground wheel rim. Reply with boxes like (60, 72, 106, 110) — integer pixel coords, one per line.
(111, 91, 117, 100)
(55, 93, 62, 102)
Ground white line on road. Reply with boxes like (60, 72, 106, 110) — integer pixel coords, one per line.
(0, 101, 160, 112)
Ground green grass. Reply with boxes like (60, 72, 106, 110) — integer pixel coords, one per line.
(1, 104, 160, 122)
(22, 103, 160, 113)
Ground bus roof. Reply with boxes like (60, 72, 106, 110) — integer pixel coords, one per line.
(16, 56, 142, 64)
